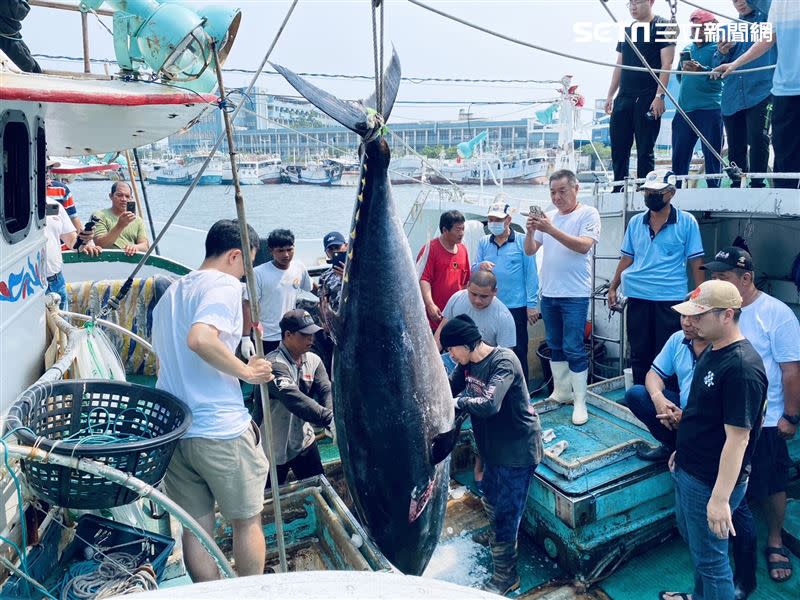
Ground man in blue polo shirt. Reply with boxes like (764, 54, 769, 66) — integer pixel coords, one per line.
(608, 169, 704, 385)
(625, 313, 708, 461)
(473, 201, 538, 381)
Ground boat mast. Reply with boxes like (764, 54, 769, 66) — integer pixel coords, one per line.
(554, 75, 578, 173)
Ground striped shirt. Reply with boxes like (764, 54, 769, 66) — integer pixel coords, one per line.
(46, 181, 77, 218)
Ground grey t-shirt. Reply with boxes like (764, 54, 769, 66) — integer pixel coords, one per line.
(450, 347, 542, 467)
(442, 290, 516, 348)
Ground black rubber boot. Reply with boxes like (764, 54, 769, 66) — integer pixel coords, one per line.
(482, 541, 520, 596)
(472, 497, 495, 547)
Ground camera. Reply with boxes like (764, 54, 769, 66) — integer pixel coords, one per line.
(73, 215, 100, 251)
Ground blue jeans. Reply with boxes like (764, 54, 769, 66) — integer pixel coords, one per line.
(673, 467, 748, 600)
(46, 272, 67, 310)
(625, 385, 681, 449)
(672, 109, 723, 188)
(482, 463, 535, 544)
(540, 296, 590, 373)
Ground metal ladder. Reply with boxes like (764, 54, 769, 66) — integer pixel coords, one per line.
(403, 189, 431, 237)
(589, 179, 631, 381)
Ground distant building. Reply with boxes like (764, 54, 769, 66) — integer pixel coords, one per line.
(169, 110, 570, 158)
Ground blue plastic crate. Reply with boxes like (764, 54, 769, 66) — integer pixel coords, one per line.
(1, 514, 175, 598)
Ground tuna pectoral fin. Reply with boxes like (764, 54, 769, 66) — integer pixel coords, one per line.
(270, 49, 400, 136)
(429, 410, 469, 466)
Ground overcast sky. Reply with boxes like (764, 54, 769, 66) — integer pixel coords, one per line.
(23, 0, 738, 124)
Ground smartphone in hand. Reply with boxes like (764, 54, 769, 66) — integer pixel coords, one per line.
(529, 205, 545, 219)
(331, 250, 347, 268)
(126, 201, 136, 214)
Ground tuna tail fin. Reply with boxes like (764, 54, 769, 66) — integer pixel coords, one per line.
(429, 410, 469, 466)
(270, 48, 400, 138)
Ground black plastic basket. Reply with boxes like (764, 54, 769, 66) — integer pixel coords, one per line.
(7, 380, 192, 509)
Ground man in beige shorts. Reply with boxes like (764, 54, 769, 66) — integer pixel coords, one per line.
(152, 219, 273, 581)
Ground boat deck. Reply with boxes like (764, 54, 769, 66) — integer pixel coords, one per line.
(125, 375, 800, 599)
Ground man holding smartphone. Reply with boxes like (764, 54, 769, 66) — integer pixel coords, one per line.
(315, 231, 348, 372)
(524, 170, 601, 425)
(671, 10, 724, 188)
(92, 181, 150, 256)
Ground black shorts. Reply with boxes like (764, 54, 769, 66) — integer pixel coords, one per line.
(747, 427, 791, 500)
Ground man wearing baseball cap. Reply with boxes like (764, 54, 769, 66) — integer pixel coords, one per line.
(608, 168, 705, 386)
(672, 10, 723, 189)
(264, 309, 333, 488)
(316, 231, 348, 372)
(704, 246, 800, 583)
(665, 280, 767, 600)
(472, 199, 538, 381)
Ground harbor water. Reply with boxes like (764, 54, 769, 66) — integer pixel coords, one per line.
(66, 180, 555, 268)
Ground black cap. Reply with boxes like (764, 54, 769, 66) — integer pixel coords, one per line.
(440, 314, 482, 350)
(701, 246, 754, 272)
(279, 309, 322, 335)
(323, 231, 346, 251)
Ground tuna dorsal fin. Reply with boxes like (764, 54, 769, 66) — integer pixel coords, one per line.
(270, 48, 400, 138)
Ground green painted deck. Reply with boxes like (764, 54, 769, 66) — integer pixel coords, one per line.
(599, 502, 800, 600)
(128, 374, 800, 598)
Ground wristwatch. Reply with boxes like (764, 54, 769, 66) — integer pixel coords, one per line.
(782, 413, 800, 425)
(657, 93, 666, 99)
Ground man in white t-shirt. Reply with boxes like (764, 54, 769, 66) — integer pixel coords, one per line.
(152, 219, 274, 582)
(43, 199, 100, 309)
(706, 246, 800, 584)
(242, 228, 312, 357)
(524, 169, 601, 425)
(435, 270, 516, 350)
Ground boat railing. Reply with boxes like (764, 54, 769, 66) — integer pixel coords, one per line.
(606, 171, 800, 189)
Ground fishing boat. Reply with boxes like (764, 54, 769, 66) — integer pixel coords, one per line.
(2, 1, 799, 599)
(390, 154, 427, 184)
(280, 160, 344, 186)
(150, 157, 224, 186)
(430, 153, 550, 185)
(221, 155, 282, 185)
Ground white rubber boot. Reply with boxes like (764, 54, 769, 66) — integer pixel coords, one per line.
(570, 370, 589, 425)
(548, 361, 573, 404)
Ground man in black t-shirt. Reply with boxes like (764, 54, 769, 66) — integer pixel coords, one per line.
(662, 280, 767, 600)
(441, 315, 542, 596)
(605, 0, 676, 189)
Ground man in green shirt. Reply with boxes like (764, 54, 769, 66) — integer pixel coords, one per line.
(92, 181, 149, 256)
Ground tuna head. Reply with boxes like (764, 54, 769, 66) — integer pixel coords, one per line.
(271, 52, 455, 575)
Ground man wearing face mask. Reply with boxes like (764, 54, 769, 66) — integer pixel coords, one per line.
(608, 169, 705, 386)
(472, 201, 539, 382)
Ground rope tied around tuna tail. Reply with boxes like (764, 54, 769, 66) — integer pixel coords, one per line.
(364, 108, 387, 143)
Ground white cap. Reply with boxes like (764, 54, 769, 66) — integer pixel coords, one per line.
(487, 202, 512, 219)
(639, 168, 677, 191)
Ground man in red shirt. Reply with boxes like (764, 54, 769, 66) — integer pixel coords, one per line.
(417, 210, 470, 331)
